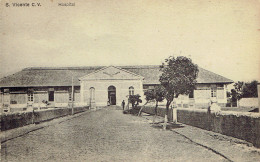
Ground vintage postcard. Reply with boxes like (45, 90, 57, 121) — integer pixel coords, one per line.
(1, 0, 260, 161)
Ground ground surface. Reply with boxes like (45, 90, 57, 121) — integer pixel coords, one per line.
(1, 106, 260, 162)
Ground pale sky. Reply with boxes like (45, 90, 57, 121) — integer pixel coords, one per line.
(1, 0, 260, 82)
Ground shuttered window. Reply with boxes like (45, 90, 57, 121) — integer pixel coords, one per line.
(129, 86, 134, 96)
(211, 88, 217, 97)
(28, 93, 33, 102)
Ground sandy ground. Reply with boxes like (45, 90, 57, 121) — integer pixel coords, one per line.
(1, 106, 260, 162)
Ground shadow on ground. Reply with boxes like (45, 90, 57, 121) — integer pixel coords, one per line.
(123, 108, 185, 130)
(151, 123, 185, 130)
(105, 105, 124, 110)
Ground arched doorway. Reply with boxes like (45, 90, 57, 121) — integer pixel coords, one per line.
(89, 87, 95, 108)
(108, 86, 116, 105)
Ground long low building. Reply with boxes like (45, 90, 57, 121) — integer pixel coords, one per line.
(0, 65, 233, 112)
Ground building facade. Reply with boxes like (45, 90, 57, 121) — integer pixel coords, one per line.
(0, 65, 233, 112)
(79, 66, 144, 107)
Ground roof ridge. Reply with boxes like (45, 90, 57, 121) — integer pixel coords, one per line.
(22, 66, 105, 71)
(22, 65, 161, 71)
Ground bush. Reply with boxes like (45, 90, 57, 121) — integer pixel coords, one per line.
(123, 107, 141, 115)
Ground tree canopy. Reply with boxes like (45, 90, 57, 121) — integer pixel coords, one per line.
(159, 56, 199, 108)
(143, 85, 165, 104)
(231, 80, 258, 101)
(241, 80, 258, 98)
(129, 94, 142, 108)
(138, 85, 165, 116)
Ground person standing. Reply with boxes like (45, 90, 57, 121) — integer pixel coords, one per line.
(121, 100, 125, 110)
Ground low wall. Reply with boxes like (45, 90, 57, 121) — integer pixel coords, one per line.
(141, 106, 260, 148)
(141, 106, 173, 121)
(238, 98, 258, 107)
(177, 108, 260, 148)
(1, 106, 89, 131)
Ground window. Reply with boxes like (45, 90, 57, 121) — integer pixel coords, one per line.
(90, 87, 95, 100)
(143, 85, 155, 90)
(129, 86, 134, 96)
(69, 93, 75, 101)
(189, 90, 194, 98)
(48, 91, 54, 101)
(28, 93, 33, 102)
(69, 93, 72, 101)
(211, 88, 217, 97)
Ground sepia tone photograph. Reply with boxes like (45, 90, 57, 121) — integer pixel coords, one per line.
(0, 0, 260, 161)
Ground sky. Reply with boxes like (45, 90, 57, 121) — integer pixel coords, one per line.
(1, 0, 260, 83)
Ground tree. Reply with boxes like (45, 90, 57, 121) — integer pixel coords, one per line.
(226, 91, 231, 98)
(152, 85, 165, 123)
(230, 89, 239, 102)
(241, 80, 258, 98)
(128, 94, 142, 109)
(160, 56, 199, 130)
(138, 90, 155, 116)
(233, 81, 244, 100)
(232, 80, 258, 101)
(138, 85, 165, 120)
(230, 81, 244, 107)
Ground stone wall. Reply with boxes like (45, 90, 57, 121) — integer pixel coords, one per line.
(1, 106, 89, 131)
(141, 106, 260, 148)
(177, 108, 260, 148)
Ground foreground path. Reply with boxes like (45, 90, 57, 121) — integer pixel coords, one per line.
(1, 106, 259, 162)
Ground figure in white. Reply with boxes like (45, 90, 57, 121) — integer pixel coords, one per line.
(209, 98, 221, 113)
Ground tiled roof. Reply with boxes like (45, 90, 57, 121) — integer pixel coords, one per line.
(0, 65, 233, 87)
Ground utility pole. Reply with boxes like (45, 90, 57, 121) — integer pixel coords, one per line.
(71, 76, 74, 115)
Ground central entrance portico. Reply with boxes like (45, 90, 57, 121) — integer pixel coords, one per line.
(108, 86, 116, 105)
(79, 66, 144, 107)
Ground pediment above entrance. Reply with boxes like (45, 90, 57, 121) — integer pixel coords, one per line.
(79, 66, 144, 80)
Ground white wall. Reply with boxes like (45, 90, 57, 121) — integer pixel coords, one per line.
(239, 98, 258, 107)
(81, 79, 144, 106)
(173, 84, 228, 108)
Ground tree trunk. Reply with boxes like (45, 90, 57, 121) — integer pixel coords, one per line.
(163, 114, 168, 130)
(138, 101, 148, 116)
(153, 101, 158, 124)
(163, 102, 170, 130)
